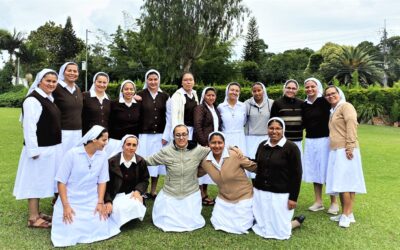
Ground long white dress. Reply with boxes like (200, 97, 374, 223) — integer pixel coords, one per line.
(303, 137, 330, 183)
(13, 89, 62, 199)
(218, 102, 247, 156)
(51, 146, 120, 247)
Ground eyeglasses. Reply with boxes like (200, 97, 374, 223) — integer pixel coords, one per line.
(174, 133, 188, 139)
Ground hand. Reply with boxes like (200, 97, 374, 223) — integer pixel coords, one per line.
(62, 204, 75, 224)
(230, 146, 243, 158)
(288, 200, 297, 210)
(133, 95, 142, 102)
(130, 191, 143, 203)
(94, 203, 108, 220)
(105, 202, 113, 215)
(345, 148, 354, 160)
(162, 139, 168, 145)
(32, 155, 39, 160)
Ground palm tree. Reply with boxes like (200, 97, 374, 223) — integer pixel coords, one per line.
(0, 28, 25, 64)
(330, 46, 383, 86)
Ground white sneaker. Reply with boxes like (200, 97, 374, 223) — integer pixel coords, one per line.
(330, 213, 356, 223)
(308, 203, 325, 212)
(327, 204, 339, 215)
(339, 214, 351, 228)
(330, 214, 341, 222)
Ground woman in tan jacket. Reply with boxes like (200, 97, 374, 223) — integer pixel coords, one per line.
(324, 86, 366, 228)
(198, 131, 256, 234)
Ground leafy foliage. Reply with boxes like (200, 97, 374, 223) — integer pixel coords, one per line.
(57, 16, 84, 63)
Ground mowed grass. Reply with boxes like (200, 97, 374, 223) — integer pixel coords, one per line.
(0, 107, 399, 249)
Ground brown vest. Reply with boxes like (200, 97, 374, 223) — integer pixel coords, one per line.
(53, 84, 83, 130)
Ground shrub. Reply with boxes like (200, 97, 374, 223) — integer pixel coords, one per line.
(356, 103, 385, 124)
(389, 101, 400, 123)
(0, 87, 27, 107)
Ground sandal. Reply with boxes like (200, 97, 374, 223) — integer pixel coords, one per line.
(144, 193, 157, 200)
(39, 212, 52, 222)
(28, 217, 51, 229)
(202, 196, 215, 206)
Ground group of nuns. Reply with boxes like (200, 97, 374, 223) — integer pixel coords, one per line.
(13, 62, 366, 247)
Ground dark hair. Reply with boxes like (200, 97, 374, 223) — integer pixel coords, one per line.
(204, 87, 216, 95)
(173, 124, 189, 135)
(96, 129, 108, 139)
(251, 82, 263, 89)
(267, 119, 283, 128)
(208, 133, 225, 142)
(324, 85, 339, 95)
(179, 72, 194, 87)
(64, 62, 78, 72)
(95, 73, 109, 81)
(42, 71, 58, 80)
(228, 82, 241, 90)
(147, 71, 159, 79)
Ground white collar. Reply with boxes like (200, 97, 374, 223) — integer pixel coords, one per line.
(178, 87, 194, 98)
(34, 87, 54, 102)
(90, 88, 109, 100)
(120, 153, 137, 168)
(119, 96, 137, 106)
(206, 148, 230, 169)
(264, 137, 287, 147)
(59, 80, 76, 92)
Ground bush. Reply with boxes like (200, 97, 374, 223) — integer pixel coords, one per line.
(356, 102, 385, 124)
(389, 101, 400, 123)
(0, 87, 27, 107)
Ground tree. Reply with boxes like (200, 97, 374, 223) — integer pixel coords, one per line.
(323, 46, 383, 86)
(57, 17, 84, 63)
(377, 36, 400, 85)
(27, 21, 63, 67)
(139, 0, 249, 82)
(305, 53, 324, 74)
(0, 28, 24, 64)
(242, 17, 268, 64)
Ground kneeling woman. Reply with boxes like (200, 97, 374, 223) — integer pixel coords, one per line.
(104, 135, 149, 228)
(145, 124, 210, 232)
(253, 117, 304, 240)
(198, 132, 257, 234)
(51, 126, 119, 247)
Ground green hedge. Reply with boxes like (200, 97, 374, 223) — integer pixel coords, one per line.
(2, 83, 399, 123)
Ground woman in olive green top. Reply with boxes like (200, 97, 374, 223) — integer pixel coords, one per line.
(145, 124, 210, 232)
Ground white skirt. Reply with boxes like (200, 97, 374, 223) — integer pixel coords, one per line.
(152, 189, 205, 232)
(302, 137, 330, 184)
(61, 130, 82, 155)
(13, 144, 62, 199)
(245, 135, 268, 178)
(109, 192, 146, 228)
(198, 174, 215, 185)
(326, 148, 367, 195)
(137, 133, 166, 177)
(105, 138, 121, 158)
(224, 130, 247, 156)
(211, 197, 253, 234)
(51, 197, 120, 247)
(252, 189, 294, 240)
(293, 140, 303, 160)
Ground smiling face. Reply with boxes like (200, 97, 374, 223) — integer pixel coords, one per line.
(204, 89, 216, 106)
(324, 86, 341, 107)
(122, 137, 138, 159)
(252, 84, 264, 103)
(93, 132, 109, 151)
(63, 64, 79, 84)
(147, 73, 159, 92)
(94, 75, 108, 94)
(208, 134, 225, 157)
(181, 73, 195, 92)
(228, 84, 240, 102)
(284, 81, 298, 98)
(267, 121, 283, 144)
(173, 125, 189, 149)
(305, 80, 318, 98)
(38, 73, 58, 95)
(122, 82, 135, 101)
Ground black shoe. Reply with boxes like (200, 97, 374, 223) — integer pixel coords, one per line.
(294, 215, 306, 224)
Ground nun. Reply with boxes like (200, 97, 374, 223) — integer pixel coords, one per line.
(82, 72, 111, 135)
(53, 62, 83, 154)
(106, 80, 141, 157)
(105, 134, 149, 228)
(217, 82, 247, 156)
(244, 82, 274, 179)
(136, 69, 169, 199)
(51, 125, 120, 247)
(324, 86, 366, 228)
(252, 117, 304, 240)
(193, 87, 222, 205)
(13, 69, 62, 228)
(198, 131, 257, 234)
(270, 79, 303, 154)
(302, 78, 338, 214)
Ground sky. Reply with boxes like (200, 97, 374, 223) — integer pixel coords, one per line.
(1, 0, 400, 63)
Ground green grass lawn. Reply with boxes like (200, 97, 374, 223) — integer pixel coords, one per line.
(0, 107, 399, 249)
